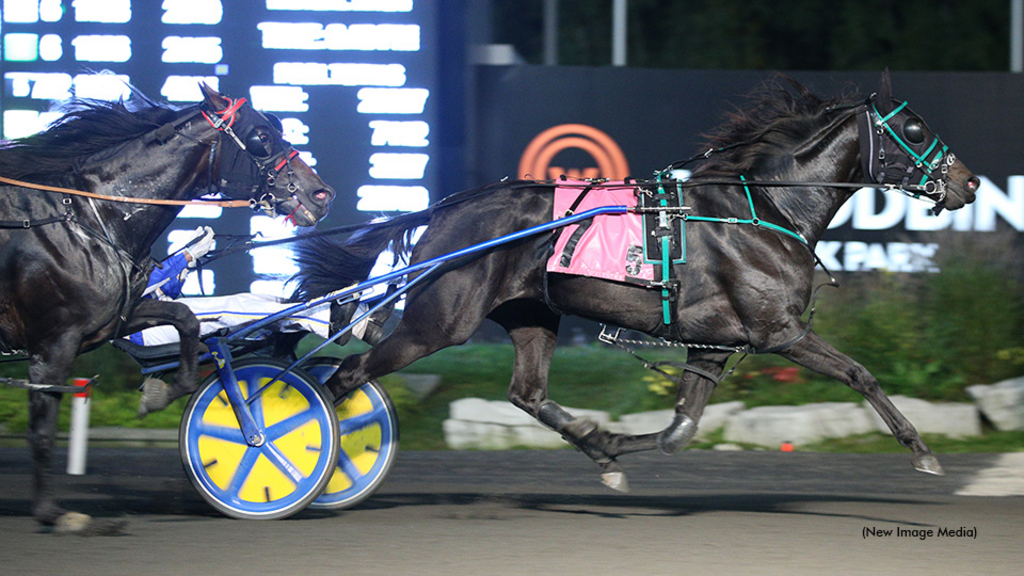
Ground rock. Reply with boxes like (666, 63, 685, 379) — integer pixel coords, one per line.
(399, 374, 442, 401)
(723, 402, 874, 447)
(712, 443, 744, 451)
(966, 376, 1024, 431)
(864, 395, 982, 437)
(616, 401, 745, 441)
(444, 398, 610, 449)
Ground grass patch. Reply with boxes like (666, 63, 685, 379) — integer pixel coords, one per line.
(2, 341, 1023, 453)
(805, 430, 1024, 454)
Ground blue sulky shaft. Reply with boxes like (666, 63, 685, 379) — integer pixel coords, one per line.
(141, 205, 628, 377)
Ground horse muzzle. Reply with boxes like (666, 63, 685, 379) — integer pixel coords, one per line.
(280, 195, 323, 227)
(940, 160, 980, 211)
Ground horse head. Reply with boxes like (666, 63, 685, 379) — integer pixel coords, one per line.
(199, 84, 334, 226)
(864, 70, 979, 212)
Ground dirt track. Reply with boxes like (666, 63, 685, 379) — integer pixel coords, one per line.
(0, 448, 1020, 575)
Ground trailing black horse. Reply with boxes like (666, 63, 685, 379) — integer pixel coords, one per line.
(0, 84, 334, 531)
(295, 72, 979, 490)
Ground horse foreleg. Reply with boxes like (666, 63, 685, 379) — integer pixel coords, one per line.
(778, 330, 943, 475)
(26, 333, 92, 531)
(656, 351, 731, 453)
(122, 299, 200, 416)
(28, 389, 64, 525)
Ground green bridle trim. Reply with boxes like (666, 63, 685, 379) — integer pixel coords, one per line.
(872, 101, 949, 180)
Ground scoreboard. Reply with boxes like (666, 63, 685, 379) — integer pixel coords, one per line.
(0, 0, 441, 296)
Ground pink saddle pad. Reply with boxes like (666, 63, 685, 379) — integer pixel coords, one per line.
(546, 181, 653, 283)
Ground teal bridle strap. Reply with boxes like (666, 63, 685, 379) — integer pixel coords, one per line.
(872, 101, 949, 182)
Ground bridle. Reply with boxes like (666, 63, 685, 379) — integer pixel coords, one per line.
(200, 96, 306, 219)
(855, 96, 955, 213)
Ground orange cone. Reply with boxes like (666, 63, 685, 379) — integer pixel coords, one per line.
(780, 441, 794, 452)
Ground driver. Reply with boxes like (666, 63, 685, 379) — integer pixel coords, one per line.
(127, 227, 383, 347)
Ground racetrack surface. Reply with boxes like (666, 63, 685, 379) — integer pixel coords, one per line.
(0, 448, 1021, 575)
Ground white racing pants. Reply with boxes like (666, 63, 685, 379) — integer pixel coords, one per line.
(131, 293, 366, 346)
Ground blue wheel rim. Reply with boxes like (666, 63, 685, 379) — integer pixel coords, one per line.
(303, 362, 398, 509)
(181, 362, 337, 518)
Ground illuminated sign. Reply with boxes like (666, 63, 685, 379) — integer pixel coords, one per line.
(2, 0, 439, 296)
(518, 124, 630, 181)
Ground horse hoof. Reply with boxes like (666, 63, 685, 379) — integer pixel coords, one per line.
(53, 512, 128, 536)
(913, 454, 945, 476)
(137, 378, 171, 418)
(53, 512, 92, 534)
(657, 414, 697, 454)
(601, 471, 630, 493)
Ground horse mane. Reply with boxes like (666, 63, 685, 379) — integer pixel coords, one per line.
(692, 75, 862, 177)
(0, 88, 185, 181)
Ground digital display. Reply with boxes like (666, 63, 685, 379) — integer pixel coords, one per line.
(1, 0, 439, 296)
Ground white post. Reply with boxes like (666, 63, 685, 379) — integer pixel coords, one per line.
(66, 378, 91, 475)
(612, 0, 628, 66)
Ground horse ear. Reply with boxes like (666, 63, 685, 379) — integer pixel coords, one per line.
(199, 82, 229, 111)
(876, 68, 894, 115)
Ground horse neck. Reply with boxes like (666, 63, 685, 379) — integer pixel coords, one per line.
(759, 114, 863, 245)
(73, 117, 217, 259)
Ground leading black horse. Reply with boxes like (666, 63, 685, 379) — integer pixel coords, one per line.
(296, 72, 979, 490)
(0, 84, 334, 530)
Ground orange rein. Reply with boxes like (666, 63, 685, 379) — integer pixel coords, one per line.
(0, 175, 252, 208)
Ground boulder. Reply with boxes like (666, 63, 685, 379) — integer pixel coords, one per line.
(864, 395, 981, 437)
(723, 402, 874, 447)
(966, 376, 1024, 431)
(444, 398, 610, 449)
(616, 401, 745, 441)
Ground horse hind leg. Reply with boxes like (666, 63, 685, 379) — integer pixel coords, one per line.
(655, 351, 732, 454)
(497, 305, 652, 492)
(323, 294, 486, 400)
(779, 330, 943, 475)
(534, 400, 634, 492)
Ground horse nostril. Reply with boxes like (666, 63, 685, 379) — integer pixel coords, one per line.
(967, 176, 980, 193)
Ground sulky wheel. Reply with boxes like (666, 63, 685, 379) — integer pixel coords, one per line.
(301, 357, 399, 510)
(179, 357, 340, 520)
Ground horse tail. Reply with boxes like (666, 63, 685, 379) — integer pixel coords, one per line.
(290, 209, 433, 301)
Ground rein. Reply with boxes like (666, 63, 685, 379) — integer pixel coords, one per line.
(0, 175, 252, 208)
(0, 96, 297, 210)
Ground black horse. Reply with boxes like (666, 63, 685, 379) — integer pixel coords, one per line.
(296, 73, 979, 490)
(0, 84, 334, 530)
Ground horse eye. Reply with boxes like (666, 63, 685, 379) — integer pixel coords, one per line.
(245, 130, 272, 157)
(903, 118, 925, 145)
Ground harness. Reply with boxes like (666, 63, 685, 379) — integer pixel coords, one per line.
(550, 95, 956, 386)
